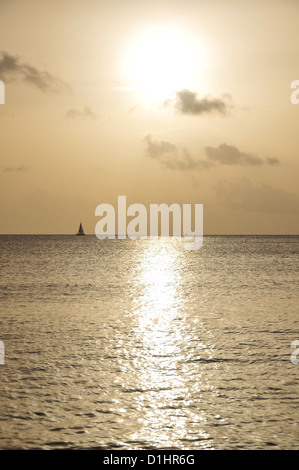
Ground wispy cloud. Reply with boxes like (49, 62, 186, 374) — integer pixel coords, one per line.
(145, 136, 280, 171)
(165, 89, 233, 116)
(127, 104, 145, 115)
(0, 51, 69, 93)
(205, 144, 280, 166)
(3, 165, 28, 172)
(205, 143, 264, 166)
(144, 135, 210, 171)
(267, 157, 280, 166)
(66, 106, 98, 120)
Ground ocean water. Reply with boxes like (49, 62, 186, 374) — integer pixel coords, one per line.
(0, 235, 298, 450)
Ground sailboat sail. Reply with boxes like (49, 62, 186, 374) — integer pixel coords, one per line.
(76, 222, 85, 236)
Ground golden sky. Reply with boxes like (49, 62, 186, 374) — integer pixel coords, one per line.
(0, 0, 299, 234)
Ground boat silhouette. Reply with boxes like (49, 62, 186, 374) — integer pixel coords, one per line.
(76, 222, 85, 236)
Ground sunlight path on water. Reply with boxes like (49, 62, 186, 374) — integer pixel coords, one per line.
(116, 241, 212, 449)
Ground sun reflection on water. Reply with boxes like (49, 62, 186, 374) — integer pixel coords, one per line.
(123, 240, 212, 449)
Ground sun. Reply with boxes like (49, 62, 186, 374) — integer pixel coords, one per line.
(121, 23, 202, 102)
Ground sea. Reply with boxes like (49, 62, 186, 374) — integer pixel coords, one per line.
(0, 235, 298, 450)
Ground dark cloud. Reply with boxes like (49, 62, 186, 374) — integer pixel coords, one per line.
(166, 89, 232, 116)
(0, 51, 68, 93)
(267, 157, 280, 166)
(66, 106, 98, 120)
(205, 143, 263, 166)
(144, 135, 210, 171)
(205, 143, 279, 167)
(145, 136, 280, 172)
(3, 165, 28, 172)
(215, 179, 299, 214)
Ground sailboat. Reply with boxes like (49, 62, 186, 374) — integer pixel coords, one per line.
(76, 222, 85, 236)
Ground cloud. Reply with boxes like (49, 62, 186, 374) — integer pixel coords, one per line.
(144, 135, 210, 171)
(205, 143, 280, 167)
(66, 106, 98, 120)
(145, 137, 280, 172)
(3, 165, 28, 172)
(267, 157, 280, 166)
(215, 179, 299, 214)
(165, 89, 232, 116)
(127, 104, 145, 115)
(205, 143, 264, 166)
(0, 51, 68, 93)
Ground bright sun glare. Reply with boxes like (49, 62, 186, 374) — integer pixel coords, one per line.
(122, 23, 202, 101)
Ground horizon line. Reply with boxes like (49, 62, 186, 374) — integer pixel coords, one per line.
(0, 233, 298, 237)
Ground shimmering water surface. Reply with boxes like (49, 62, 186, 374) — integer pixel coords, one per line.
(0, 235, 298, 449)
